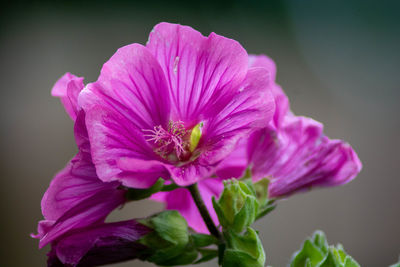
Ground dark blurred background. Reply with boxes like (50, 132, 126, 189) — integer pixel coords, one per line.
(1, 0, 399, 266)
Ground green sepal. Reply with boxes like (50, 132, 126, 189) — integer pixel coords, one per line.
(125, 178, 165, 201)
(232, 195, 259, 232)
(139, 210, 197, 266)
(255, 199, 276, 220)
(313, 230, 329, 254)
(252, 178, 270, 206)
(343, 256, 361, 267)
(223, 227, 265, 267)
(290, 239, 325, 267)
(191, 233, 218, 248)
(319, 250, 341, 267)
(290, 230, 360, 267)
(240, 167, 252, 180)
(213, 179, 259, 233)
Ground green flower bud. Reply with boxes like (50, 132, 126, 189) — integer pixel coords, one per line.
(222, 227, 266, 267)
(139, 210, 197, 266)
(213, 179, 259, 233)
(290, 230, 360, 267)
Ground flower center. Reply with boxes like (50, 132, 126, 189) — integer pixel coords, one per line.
(143, 121, 202, 162)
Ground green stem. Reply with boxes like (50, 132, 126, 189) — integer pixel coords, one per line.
(188, 183, 221, 239)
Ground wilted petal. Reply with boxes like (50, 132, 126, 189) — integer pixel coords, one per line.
(51, 72, 84, 121)
(39, 186, 126, 248)
(249, 116, 362, 197)
(40, 152, 120, 222)
(147, 22, 248, 126)
(50, 220, 150, 267)
(31, 220, 54, 239)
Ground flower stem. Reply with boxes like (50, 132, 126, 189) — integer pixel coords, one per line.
(188, 183, 221, 239)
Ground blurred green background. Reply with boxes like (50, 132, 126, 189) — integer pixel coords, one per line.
(1, 0, 399, 266)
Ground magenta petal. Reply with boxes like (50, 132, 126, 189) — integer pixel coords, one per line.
(84, 105, 158, 184)
(248, 54, 276, 81)
(53, 220, 150, 267)
(200, 67, 275, 165)
(164, 161, 215, 186)
(248, 54, 289, 129)
(31, 220, 55, 239)
(215, 138, 248, 180)
(51, 72, 84, 121)
(147, 22, 248, 125)
(249, 116, 362, 197)
(117, 158, 170, 188)
(79, 43, 170, 130)
(41, 153, 120, 222)
(73, 111, 91, 156)
(39, 186, 125, 248)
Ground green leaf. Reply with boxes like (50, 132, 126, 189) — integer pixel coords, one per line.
(125, 178, 164, 201)
(191, 234, 218, 248)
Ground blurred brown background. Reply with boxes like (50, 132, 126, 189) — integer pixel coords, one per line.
(1, 0, 399, 266)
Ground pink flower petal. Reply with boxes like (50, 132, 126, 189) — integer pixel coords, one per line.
(51, 72, 84, 121)
(249, 116, 362, 197)
(248, 54, 289, 129)
(116, 158, 170, 188)
(79, 43, 171, 131)
(54, 220, 149, 266)
(200, 67, 275, 165)
(39, 186, 125, 248)
(147, 22, 248, 126)
(41, 152, 120, 222)
(84, 105, 159, 184)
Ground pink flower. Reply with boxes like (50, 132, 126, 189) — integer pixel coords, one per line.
(246, 55, 362, 197)
(78, 22, 275, 188)
(33, 73, 126, 248)
(153, 54, 362, 233)
(47, 220, 150, 267)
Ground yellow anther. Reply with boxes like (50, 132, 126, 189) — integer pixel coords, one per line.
(189, 122, 203, 152)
